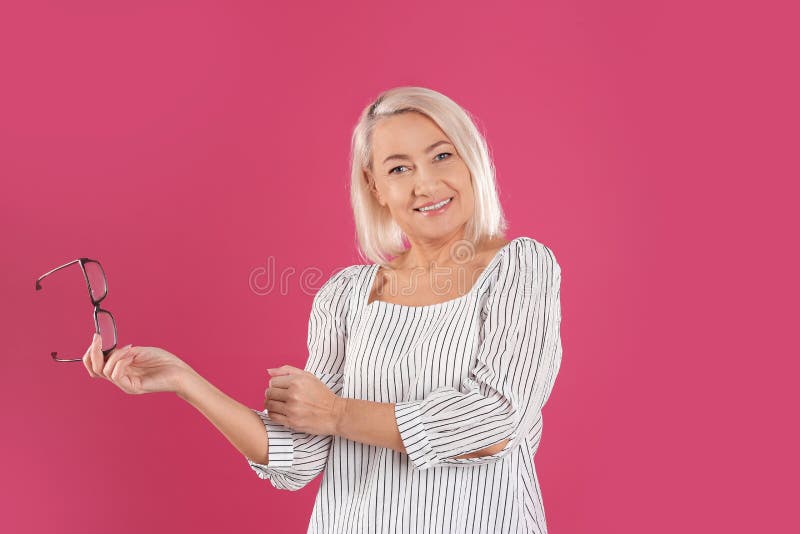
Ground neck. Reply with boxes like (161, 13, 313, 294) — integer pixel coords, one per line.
(398, 228, 478, 272)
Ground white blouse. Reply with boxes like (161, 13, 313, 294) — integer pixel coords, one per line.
(247, 236, 563, 534)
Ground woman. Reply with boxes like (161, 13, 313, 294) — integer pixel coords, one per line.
(85, 86, 563, 533)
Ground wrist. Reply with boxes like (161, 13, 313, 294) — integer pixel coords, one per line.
(175, 366, 203, 401)
(331, 396, 348, 437)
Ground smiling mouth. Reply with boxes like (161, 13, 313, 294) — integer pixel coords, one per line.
(414, 197, 453, 212)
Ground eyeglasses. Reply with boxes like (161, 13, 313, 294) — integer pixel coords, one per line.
(35, 258, 118, 362)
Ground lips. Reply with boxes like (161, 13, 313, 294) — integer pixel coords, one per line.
(414, 197, 453, 211)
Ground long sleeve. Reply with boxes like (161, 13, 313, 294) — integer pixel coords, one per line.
(246, 265, 356, 491)
(394, 238, 563, 471)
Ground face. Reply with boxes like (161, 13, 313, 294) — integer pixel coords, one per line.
(365, 112, 475, 244)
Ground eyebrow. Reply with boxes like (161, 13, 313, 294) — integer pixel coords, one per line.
(382, 140, 453, 165)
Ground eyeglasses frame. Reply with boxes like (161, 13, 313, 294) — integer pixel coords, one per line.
(35, 257, 118, 362)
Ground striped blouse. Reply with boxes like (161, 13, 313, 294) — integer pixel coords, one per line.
(247, 236, 563, 534)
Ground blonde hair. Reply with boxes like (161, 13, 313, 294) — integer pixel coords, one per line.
(349, 86, 508, 266)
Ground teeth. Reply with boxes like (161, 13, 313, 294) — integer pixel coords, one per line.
(417, 197, 451, 212)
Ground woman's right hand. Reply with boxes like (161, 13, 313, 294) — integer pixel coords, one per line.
(83, 333, 194, 395)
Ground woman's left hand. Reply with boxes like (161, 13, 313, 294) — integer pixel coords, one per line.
(263, 365, 344, 436)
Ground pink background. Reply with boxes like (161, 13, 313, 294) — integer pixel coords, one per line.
(1, 1, 796, 533)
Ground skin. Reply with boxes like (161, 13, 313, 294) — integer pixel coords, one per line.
(365, 111, 510, 305)
(85, 110, 509, 466)
(367, 110, 477, 266)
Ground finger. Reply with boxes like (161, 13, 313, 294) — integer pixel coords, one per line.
(264, 399, 287, 416)
(265, 387, 288, 402)
(268, 375, 292, 389)
(90, 333, 106, 376)
(111, 353, 136, 391)
(111, 347, 136, 380)
(263, 390, 270, 410)
(83, 338, 97, 378)
(100, 344, 128, 380)
(103, 345, 133, 380)
(110, 352, 132, 381)
(268, 365, 301, 376)
(268, 411, 289, 427)
(112, 352, 138, 391)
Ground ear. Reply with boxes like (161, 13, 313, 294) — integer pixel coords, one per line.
(364, 168, 386, 207)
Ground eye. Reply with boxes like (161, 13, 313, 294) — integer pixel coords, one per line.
(389, 153, 451, 175)
(389, 165, 409, 175)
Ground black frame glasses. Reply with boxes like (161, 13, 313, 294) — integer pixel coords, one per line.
(35, 258, 118, 362)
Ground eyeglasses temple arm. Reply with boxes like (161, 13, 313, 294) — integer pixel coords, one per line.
(35, 258, 88, 290)
(50, 347, 112, 362)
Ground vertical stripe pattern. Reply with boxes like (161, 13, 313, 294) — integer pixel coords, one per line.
(247, 236, 563, 534)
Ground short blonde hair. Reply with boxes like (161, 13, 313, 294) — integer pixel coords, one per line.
(349, 86, 508, 266)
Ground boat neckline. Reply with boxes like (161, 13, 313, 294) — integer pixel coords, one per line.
(363, 237, 525, 310)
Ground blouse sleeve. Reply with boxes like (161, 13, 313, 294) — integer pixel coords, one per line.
(394, 238, 563, 470)
(246, 265, 356, 490)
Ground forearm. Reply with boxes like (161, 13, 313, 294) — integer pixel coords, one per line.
(176, 369, 269, 464)
(333, 398, 509, 459)
(334, 398, 405, 453)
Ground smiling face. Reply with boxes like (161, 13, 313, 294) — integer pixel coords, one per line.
(365, 111, 475, 245)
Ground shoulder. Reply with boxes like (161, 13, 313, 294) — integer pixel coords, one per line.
(514, 236, 560, 270)
(316, 264, 362, 294)
(312, 264, 365, 306)
(502, 236, 559, 266)
(325, 264, 364, 286)
(495, 236, 562, 289)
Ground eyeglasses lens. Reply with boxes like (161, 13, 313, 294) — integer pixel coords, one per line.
(84, 261, 107, 303)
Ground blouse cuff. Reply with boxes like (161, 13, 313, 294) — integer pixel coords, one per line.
(394, 401, 439, 470)
(395, 400, 521, 470)
(247, 409, 294, 477)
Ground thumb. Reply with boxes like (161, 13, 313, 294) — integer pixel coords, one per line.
(267, 366, 295, 376)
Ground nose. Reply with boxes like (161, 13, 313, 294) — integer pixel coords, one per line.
(413, 165, 442, 196)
